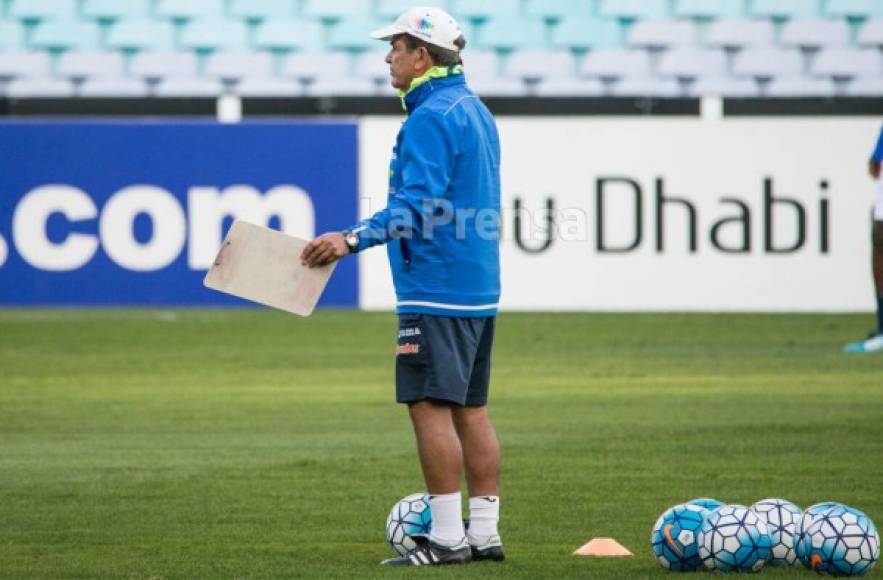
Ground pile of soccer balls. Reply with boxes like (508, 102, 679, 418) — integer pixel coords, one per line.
(652, 498, 880, 576)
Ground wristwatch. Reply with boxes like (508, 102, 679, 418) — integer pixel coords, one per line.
(343, 230, 359, 253)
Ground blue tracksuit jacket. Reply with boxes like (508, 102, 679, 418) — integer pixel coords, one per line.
(349, 68, 501, 317)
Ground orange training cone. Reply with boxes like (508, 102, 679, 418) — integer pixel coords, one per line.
(574, 538, 634, 557)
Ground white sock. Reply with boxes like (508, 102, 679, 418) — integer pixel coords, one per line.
(468, 496, 500, 544)
(428, 493, 466, 548)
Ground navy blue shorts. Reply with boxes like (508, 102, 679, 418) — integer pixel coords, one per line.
(395, 314, 496, 407)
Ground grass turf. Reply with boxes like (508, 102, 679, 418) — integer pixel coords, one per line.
(0, 310, 881, 579)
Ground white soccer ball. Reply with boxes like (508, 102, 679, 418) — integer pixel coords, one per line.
(386, 493, 432, 556)
(750, 498, 802, 565)
(698, 504, 773, 572)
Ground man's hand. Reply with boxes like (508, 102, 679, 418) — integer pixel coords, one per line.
(870, 160, 881, 180)
(301, 232, 349, 268)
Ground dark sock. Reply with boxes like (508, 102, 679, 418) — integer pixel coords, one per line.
(877, 295, 883, 335)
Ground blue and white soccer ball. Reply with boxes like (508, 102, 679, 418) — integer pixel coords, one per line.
(750, 498, 802, 565)
(795, 501, 844, 564)
(687, 498, 724, 512)
(796, 504, 879, 576)
(386, 493, 432, 556)
(651, 503, 709, 571)
(698, 504, 773, 572)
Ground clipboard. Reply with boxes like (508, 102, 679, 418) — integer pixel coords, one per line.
(203, 220, 336, 316)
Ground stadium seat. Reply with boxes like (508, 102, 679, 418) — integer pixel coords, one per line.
(504, 49, 576, 81)
(155, 0, 224, 22)
(611, 75, 681, 96)
(825, 0, 883, 19)
(282, 51, 352, 81)
(229, 0, 299, 23)
(253, 19, 324, 52)
(580, 48, 651, 79)
(155, 76, 224, 97)
(598, 0, 670, 20)
(689, 75, 759, 96)
(704, 19, 776, 49)
(81, 0, 150, 23)
(301, 0, 372, 22)
(56, 51, 125, 80)
(180, 19, 250, 52)
(550, 16, 622, 50)
(353, 49, 392, 82)
(525, 0, 598, 22)
(477, 16, 548, 51)
(658, 48, 728, 79)
(627, 19, 698, 49)
(6, 76, 75, 97)
(329, 18, 389, 51)
(750, 0, 821, 19)
(780, 18, 850, 49)
(305, 76, 378, 96)
(30, 19, 101, 51)
(9, 0, 76, 22)
(857, 17, 883, 47)
(847, 75, 883, 95)
(129, 51, 200, 81)
(376, 0, 447, 19)
(0, 51, 51, 79)
(106, 19, 176, 52)
(811, 46, 882, 77)
(765, 75, 836, 95)
(236, 76, 303, 96)
(461, 50, 502, 79)
(0, 20, 25, 50)
(79, 77, 150, 97)
(451, 0, 521, 21)
(733, 47, 804, 77)
(205, 51, 275, 81)
(534, 77, 605, 96)
(673, 0, 746, 20)
(467, 75, 528, 96)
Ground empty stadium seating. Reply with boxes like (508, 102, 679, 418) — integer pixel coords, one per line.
(0, 0, 880, 98)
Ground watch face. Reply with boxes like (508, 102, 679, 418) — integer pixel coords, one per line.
(346, 233, 358, 248)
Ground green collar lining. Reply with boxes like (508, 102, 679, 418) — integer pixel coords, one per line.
(399, 64, 464, 111)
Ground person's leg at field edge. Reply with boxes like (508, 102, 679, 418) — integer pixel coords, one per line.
(873, 221, 883, 335)
(453, 405, 501, 546)
(408, 400, 468, 548)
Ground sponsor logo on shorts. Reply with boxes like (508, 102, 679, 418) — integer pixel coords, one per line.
(398, 327, 422, 338)
(397, 343, 420, 355)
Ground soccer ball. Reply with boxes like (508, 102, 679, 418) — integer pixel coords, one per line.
(796, 504, 879, 576)
(750, 498, 802, 565)
(386, 493, 432, 556)
(651, 503, 709, 571)
(795, 501, 844, 564)
(698, 504, 773, 572)
(686, 497, 724, 511)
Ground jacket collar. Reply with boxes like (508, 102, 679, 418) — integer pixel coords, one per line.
(400, 65, 465, 113)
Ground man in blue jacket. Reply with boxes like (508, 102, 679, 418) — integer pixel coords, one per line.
(301, 6, 503, 566)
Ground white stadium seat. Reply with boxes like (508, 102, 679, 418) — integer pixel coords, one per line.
(353, 50, 392, 83)
(6, 77, 75, 97)
(611, 76, 682, 97)
(504, 49, 576, 81)
(56, 52, 125, 80)
(467, 76, 529, 96)
(689, 75, 759, 97)
(282, 51, 352, 82)
(534, 77, 606, 96)
(305, 76, 378, 96)
(857, 18, 883, 48)
(236, 76, 303, 97)
(205, 52, 275, 81)
(79, 77, 150, 97)
(627, 19, 698, 48)
(460, 51, 502, 80)
(155, 77, 224, 97)
(811, 47, 882, 78)
(658, 48, 728, 79)
(733, 47, 804, 78)
(0, 51, 51, 80)
(704, 19, 776, 49)
(846, 75, 883, 95)
(765, 75, 836, 96)
(580, 48, 652, 79)
(780, 18, 851, 49)
(129, 52, 199, 81)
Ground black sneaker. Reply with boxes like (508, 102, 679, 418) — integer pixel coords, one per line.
(470, 535, 505, 562)
(381, 537, 472, 566)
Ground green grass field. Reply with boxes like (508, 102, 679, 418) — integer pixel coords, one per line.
(1, 310, 881, 579)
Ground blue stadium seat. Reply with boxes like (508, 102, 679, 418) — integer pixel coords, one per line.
(825, 0, 883, 19)
(180, 18, 250, 52)
(9, 0, 76, 22)
(81, 0, 150, 23)
(598, 0, 670, 20)
(550, 16, 622, 50)
(155, 0, 224, 22)
(627, 20, 698, 48)
(30, 19, 101, 51)
(229, 0, 299, 23)
(451, 0, 520, 21)
(107, 19, 176, 52)
(780, 17, 850, 48)
(477, 16, 548, 51)
(376, 0, 447, 19)
(0, 20, 24, 50)
(253, 18, 323, 52)
(858, 17, 883, 47)
(525, 0, 598, 22)
(329, 18, 388, 51)
(750, 0, 821, 19)
(674, 0, 746, 19)
(301, 0, 372, 21)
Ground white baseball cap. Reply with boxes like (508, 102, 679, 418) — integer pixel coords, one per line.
(370, 6, 464, 52)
